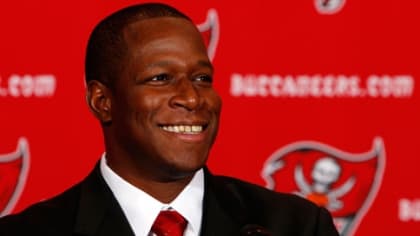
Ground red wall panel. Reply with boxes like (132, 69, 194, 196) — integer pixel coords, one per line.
(1, 0, 419, 234)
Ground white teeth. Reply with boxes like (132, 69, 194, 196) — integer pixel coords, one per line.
(185, 126, 191, 132)
(191, 126, 201, 132)
(161, 125, 203, 134)
(173, 126, 179, 132)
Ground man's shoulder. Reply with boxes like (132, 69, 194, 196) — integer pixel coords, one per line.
(210, 174, 322, 216)
(209, 174, 338, 235)
(212, 175, 315, 204)
(0, 182, 82, 235)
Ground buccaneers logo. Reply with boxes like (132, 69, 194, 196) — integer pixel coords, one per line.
(197, 8, 220, 61)
(0, 138, 30, 216)
(262, 137, 385, 235)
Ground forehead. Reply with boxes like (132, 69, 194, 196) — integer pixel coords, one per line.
(123, 17, 207, 54)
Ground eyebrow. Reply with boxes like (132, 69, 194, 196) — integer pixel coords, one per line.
(198, 60, 214, 71)
(145, 59, 214, 71)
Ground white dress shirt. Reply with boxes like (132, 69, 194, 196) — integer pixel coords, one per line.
(100, 154, 204, 236)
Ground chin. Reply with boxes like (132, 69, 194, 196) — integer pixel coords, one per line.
(164, 156, 207, 178)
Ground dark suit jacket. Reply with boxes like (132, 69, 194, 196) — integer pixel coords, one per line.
(0, 165, 339, 236)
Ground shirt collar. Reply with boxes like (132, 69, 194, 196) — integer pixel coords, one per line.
(100, 154, 204, 236)
(170, 166, 204, 234)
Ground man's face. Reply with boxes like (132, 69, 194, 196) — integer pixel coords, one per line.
(108, 17, 221, 180)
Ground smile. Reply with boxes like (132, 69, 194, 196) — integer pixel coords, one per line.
(160, 125, 205, 134)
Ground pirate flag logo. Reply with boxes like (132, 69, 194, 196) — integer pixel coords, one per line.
(262, 137, 385, 236)
(197, 8, 220, 61)
(0, 137, 30, 216)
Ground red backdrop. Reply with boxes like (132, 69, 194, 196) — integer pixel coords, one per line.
(1, 0, 419, 235)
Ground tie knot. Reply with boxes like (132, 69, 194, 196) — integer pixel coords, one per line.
(152, 210, 187, 236)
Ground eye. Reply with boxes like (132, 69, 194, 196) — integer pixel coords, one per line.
(141, 73, 172, 86)
(194, 74, 213, 83)
(151, 74, 170, 81)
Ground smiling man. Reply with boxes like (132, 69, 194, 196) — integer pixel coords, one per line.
(87, 9, 222, 204)
(0, 3, 338, 236)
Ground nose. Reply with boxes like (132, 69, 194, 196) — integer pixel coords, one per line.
(169, 78, 202, 111)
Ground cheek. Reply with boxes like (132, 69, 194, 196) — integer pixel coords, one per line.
(133, 92, 169, 122)
(111, 92, 147, 129)
(206, 91, 222, 114)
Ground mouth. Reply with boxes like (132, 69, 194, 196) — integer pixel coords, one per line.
(159, 124, 208, 134)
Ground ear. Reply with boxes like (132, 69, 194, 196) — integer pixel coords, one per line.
(86, 80, 112, 123)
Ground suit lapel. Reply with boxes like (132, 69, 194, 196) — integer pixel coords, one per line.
(200, 169, 250, 236)
(73, 165, 135, 236)
(71, 166, 260, 236)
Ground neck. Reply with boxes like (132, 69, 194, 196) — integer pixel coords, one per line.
(105, 154, 196, 203)
(130, 175, 194, 203)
